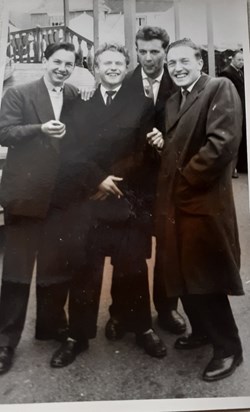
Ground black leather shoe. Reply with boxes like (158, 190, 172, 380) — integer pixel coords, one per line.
(175, 334, 210, 349)
(0, 347, 14, 374)
(202, 353, 243, 382)
(105, 318, 125, 341)
(50, 340, 88, 368)
(158, 310, 186, 334)
(136, 330, 167, 358)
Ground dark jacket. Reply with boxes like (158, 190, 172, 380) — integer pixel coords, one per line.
(0, 78, 79, 218)
(220, 64, 245, 109)
(156, 74, 244, 296)
(219, 64, 247, 172)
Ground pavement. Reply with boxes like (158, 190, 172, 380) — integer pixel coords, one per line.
(0, 175, 249, 410)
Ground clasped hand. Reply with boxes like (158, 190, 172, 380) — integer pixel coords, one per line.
(147, 127, 164, 149)
(41, 120, 66, 139)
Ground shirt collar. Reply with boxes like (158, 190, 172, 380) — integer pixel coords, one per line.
(230, 62, 241, 73)
(181, 74, 201, 94)
(141, 67, 164, 83)
(43, 76, 64, 92)
(100, 84, 122, 95)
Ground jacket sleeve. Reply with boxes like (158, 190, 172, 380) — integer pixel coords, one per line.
(181, 78, 242, 188)
(0, 87, 42, 147)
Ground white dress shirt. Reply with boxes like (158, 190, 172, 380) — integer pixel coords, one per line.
(141, 68, 164, 105)
(100, 84, 122, 105)
(43, 77, 64, 121)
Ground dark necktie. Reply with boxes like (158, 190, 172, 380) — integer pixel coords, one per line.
(106, 90, 116, 106)
(180, 89, 189, 110)
(52, 87, 63, 93)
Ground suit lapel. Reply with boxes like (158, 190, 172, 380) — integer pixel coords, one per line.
(91, 85, 131, 125)
(156, 65, 175, 108)
(167, 74, 210, 131)
(32, 77, 55, 123)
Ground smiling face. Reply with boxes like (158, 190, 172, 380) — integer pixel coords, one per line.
(167, 45, 203, 89)
(95, 50, 127, 90)
(43, 48, 75, 86)
(136, 39, 166, 79)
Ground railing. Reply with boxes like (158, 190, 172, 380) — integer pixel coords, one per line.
(7, 25, 94, 70)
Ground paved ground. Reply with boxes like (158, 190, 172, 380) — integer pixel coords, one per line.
(0, 175, 249, 411)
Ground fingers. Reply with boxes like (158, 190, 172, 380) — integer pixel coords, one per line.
(147, 127, 164, 149)
(152, 136, 164, 147)
(110, 176, 123, 182)
(41, 120, 66, 138)
(51, 129, 66, 139)
(98, 176, 124, 198)
(80, 87, 95, 101)
(108, 182, 123, 198)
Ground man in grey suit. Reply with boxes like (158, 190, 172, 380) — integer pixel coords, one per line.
(0, 42, 79, 374)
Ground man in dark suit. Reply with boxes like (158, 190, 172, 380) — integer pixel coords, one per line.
(105, 26, 186, 341)
(50, 43, 167, 368)
(220, 49, 246, 176)
(155, 38, 243, 381)
(0, 42, 80, 374)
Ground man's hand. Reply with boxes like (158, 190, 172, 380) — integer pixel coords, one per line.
(41, 120, 66, 139)
(147, 127, 164, 149)
(98, 175, 124, 198)
(79, 86, 95, 101)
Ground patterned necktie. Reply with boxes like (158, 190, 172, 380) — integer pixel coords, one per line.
(144, 77, 155, 100)
(180, 89, 189, 110)
(106, 90, 116, 106)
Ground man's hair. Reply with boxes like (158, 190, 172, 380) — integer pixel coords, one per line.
(94, 43, 130, 67)
(44, 42, 76, 60)
(135, 26, 170, 50)
(232, 49, 243, 58)
(167, 38, 202, 59)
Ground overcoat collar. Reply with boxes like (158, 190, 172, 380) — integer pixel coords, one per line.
(167, 73, 211, 132)
(32, 77, 73, 123)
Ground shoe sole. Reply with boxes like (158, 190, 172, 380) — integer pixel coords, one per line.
(202, 355, 243, 382)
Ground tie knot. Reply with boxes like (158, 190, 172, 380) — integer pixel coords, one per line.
(106, 90, 116, 97)
(182, 89, 189, 97)
(52, 87, 63, 93)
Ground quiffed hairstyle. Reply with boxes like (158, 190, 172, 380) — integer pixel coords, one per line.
(135, 26, 170, 50)
(167, 38, 202, 59)
(94, 43, 130, 67)
(44, 42, 76, 60)
(232, 49, 243, 58)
